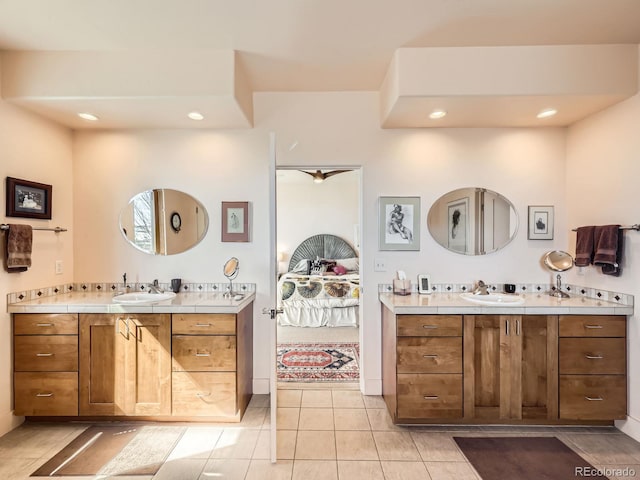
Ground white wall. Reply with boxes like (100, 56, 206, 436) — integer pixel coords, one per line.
(277, 169, 360, 269)
(0, 75, 74, 435)
(566, 90, 640, 438)
(73, 92, 568, 395)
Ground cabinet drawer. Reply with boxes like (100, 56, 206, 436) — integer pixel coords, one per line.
(14, 314, 78, 335)
(397, 337, 462, 374)
(397, 373, 463, 419)
(172, 314, 236, 335)
(14, 336, 78, 372)
(14, 372, 78, 416)
(397, 315, 462, 337)
(172, 372, 237, 417)
(559, 316, 625, 337)
(559, 338, 625, 375)
(172, 336, 236, 371)
(559, 375, 626, 420)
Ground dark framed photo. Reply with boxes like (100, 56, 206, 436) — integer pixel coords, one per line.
(528, 205, 554, 240)
(378, 196, 420, 251)
(222, 201, 249, 242)
(6, 177, 52, 219)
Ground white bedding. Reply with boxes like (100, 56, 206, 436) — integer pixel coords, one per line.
(277, 273, 360, 327)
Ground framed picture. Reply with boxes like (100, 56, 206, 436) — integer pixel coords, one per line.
(528, 205, 554, 240)
(222, 201, 249, 242)
(379, 196, 420, 251)
(447, 197, 469, 253)
(6, 177, 52, 219)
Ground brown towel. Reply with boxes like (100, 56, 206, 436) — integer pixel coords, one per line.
(593, 225, 622, 276)
(5, 224, 32, 272)
(574, 226, 595, 267)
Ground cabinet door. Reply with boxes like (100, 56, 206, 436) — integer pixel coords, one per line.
(521, 315, 558, 420)
(80, 314, 128, 415)
(463, 315, 522, 420)
(128, 315, 171, 415)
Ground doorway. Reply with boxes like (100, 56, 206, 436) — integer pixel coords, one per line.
(275, 167, 361, 388)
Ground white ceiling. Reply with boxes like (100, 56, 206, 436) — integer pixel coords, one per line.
(1, 0, 639, 128)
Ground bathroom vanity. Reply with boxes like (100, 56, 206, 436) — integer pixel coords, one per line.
(10, 292, 254, 422)
(380, 292, 632, 425)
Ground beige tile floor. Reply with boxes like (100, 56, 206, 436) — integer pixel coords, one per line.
(1, 388, 640, 479)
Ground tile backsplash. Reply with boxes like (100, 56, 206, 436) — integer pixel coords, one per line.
(7, 282, 256, 304)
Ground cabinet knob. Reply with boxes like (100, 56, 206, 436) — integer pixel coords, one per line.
(196, 392, 212, 398)
(195, 352, 211, 357)
(585, 396, 604, 401)
(36, 323, 54, 327)
(422, 325, 438, 329)
(36, 393, 53, 397)
(585, 354, 604, 360)
(36, 353, 54, 357)
(422, 354, 438, 359)
(585, 325, 603, 329)
(195, 323, 212, 327)
(423, 395, 439, 400)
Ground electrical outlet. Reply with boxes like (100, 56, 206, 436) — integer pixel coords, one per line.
(374, 257, 387, 272)
(55, 260, 63, 275)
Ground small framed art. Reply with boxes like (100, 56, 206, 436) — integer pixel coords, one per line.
(528, 205, 554, 240)
(379, 196, 420, 251)
(222, 201, 250, 242)
(6, 176, 52, 219)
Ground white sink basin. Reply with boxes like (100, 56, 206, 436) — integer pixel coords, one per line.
(459, 292, 524, 306)
(112, 291, 176, 305)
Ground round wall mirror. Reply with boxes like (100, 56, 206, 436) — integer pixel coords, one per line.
(119, 189, 208, 255)
(427, 187, 518, 255)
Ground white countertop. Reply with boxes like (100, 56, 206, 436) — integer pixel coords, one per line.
(8, 291, 255, 314)
(379, 292, 633, 315)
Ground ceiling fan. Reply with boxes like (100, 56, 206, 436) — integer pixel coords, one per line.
(300, 169, 351, 183)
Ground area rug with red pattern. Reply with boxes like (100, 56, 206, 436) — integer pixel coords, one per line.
(277, 342, 360, 382)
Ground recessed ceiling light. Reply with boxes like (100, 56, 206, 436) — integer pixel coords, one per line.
(537, 108, 558, 119)
(78, 112, 98, 121)
(188, 111, 204, 121)
(429, 110, 447, 119)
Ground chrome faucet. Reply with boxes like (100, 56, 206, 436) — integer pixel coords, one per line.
(147, 279, 164, 294)
(473, 280, 490, 295)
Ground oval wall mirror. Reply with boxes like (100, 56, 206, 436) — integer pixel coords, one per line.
(119, 189, 208, 255)
(427, 187, 518, 255)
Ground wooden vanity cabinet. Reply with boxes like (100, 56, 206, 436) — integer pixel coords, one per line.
(171, 311, 253, 420)
(559, 315, 626, 420)
(79, 313, 171, 416)
(382, 311, 463, 423)
(13, 314, 79, 416)
(463, 315, 558, 421)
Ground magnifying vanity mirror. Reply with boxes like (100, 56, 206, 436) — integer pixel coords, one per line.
(223, 257, 240, 298)
(119, 189, 208, 255)
(543, 250, 574, 298)
(427, 187, 518, 255)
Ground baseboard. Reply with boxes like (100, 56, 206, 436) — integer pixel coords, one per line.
(0, 410, 23, 437)
(362, 378, 382, 396)
(616, 415, 640, 441)
(253, 378, 270, 394)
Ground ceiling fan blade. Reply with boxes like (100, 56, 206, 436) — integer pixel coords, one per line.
(323, 169, 351, 178)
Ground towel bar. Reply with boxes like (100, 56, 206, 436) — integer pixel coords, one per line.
(571, 224, 639, 232)
(0, 224, 67, 233)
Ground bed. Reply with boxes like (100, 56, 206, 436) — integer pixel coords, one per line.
(277, 234, 360, 327)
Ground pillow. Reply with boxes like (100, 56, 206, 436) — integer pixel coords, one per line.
(335, 257, 359, 272)
(309, 259, 326, 275)
(333, 264, 348, 275)
(291, 259, 311, 275)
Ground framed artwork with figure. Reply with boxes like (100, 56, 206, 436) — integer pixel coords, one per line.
(6, 176, 52, 219)
(378, 196, 420, 251)
(528, 205, 554, 240)
(222, 201, 250, 242)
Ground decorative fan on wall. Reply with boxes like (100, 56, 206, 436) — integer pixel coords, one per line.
(300, 169, 351, 183)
